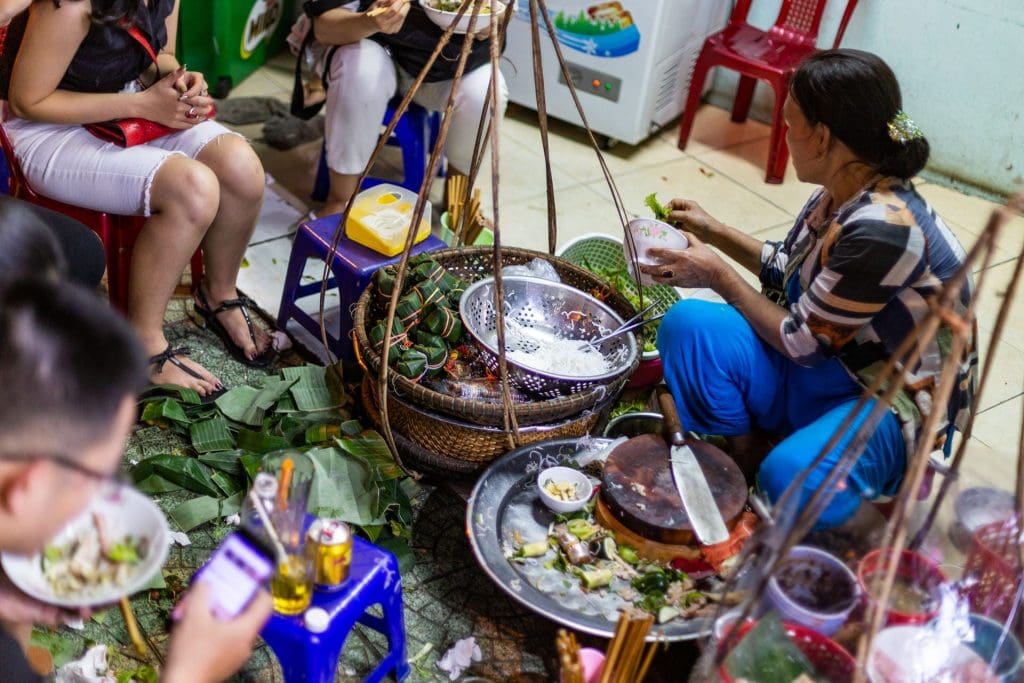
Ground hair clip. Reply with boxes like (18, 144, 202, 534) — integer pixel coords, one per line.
(887, 111, 924, 145)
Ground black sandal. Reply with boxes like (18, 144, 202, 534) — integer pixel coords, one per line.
(146, 346, 226, 405)
(194, 287, 277, 368)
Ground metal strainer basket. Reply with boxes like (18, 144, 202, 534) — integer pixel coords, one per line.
(459, 276, 639, 398)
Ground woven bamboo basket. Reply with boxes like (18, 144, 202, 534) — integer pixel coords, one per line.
(353, 246, 639, 427)
(361, 377, 608, 465)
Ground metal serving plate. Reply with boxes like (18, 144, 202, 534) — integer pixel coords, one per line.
(466, 437, 712, 641)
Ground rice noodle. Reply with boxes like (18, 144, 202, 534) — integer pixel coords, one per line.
(484, 327, 612, 377)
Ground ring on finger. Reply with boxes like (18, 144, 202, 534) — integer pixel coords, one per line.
(186, 106, 197, 119)
(661, 270, 674, 279)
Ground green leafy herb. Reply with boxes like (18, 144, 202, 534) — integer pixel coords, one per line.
(107, 541, 140, 564)
(644, 192, 670, 221)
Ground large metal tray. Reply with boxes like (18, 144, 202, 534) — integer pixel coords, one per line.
(466, 438, 712, 641)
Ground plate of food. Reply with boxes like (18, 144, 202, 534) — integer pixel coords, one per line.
(419, 0, 509, 34)
(1, 487, 170, 607)
(467, 438, 740, 642)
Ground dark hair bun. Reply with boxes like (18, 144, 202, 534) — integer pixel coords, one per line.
(878, 136, 930, 180)
(792, 49, 930, 180)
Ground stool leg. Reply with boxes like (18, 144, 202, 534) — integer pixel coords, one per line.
(383, 587, 410, 681)
(277, 233, 314, 327)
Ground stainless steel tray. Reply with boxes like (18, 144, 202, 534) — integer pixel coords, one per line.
(466, 438, 712, 641)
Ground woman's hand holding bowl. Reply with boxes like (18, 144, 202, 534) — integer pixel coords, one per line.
(638, 232, 726, 289)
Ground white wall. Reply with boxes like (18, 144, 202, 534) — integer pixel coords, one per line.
(704, 0, 1024, 198)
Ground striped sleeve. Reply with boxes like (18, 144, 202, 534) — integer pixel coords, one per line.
(780, 207, 928, 366)
(759, 240, 788, 291)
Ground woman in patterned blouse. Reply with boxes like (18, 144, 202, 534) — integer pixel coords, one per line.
(643, 49, 975, 530)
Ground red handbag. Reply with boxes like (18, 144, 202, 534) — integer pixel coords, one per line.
(84, 24, 212, 147)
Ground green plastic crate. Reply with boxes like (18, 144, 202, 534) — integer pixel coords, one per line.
(557, 233, 681, 317)
(177, 0, 295, 98)
(557, 233, 681, 358)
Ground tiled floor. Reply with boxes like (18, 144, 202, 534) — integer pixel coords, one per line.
(232, 56, 1022, 519)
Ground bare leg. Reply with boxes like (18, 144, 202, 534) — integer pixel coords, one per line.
(131, 156, 222, 395)
(195, 134, 271, 361)
(319, 169, 360, 218)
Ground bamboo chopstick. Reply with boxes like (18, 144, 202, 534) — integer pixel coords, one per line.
(599, 610, 656, 683)
(366, 0, 409, 18)
(120, 597, 148, 658)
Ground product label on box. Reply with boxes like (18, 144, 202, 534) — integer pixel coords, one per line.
(241, 0, 283, 60)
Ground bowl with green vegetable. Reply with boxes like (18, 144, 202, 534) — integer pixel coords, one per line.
(420, 0, 508, 34)
(1, 487, 169, 607)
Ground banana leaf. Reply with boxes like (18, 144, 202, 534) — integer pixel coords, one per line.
(135, 474, 184, 494)
(335, 430, 403, 481)
(197, 449, 245, 475)
(189, 415, 236, 453)
(305, 446, 384, 527)
(30, 629, 83, 668)
(240, 453, 263, 481)
(132, 455, 220, 498)
(140, 398, 190, 428)
(275, 394, 298, 413)
(340, 420, 363, 437)
(143, 384, 202, 405)
(304, 423, 343, 444)
(214, 386, 260, 426)
(282, 365, 340, 411)
(211, 470, 244, 497)
(236, 429, 291, 454)
(378, 537, 414, 573)
(169, 492, 243, 532)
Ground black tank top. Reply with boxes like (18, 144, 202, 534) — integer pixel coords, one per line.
(355, 0, 495, 83)
(58, 0, 175, 93)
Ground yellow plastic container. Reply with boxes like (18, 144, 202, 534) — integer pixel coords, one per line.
(345, 184, 432, 257)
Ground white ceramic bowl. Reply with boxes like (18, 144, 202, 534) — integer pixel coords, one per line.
(537, 466, 593, 514)
(624, 218, 689, 286)
(1, 487, 170, 607)
(419, 0, 508, 35)
(766, 545, 860, 636)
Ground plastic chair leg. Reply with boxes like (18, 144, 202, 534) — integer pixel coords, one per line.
(765, 83, 790, 184)
(731, 75, 757, 123)
(677, 52, 713, 151)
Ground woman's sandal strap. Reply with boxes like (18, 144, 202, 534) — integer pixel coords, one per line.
(148, 346, 205, 382)
(210, 297, 259, 351)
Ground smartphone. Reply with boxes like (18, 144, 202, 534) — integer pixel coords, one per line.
(192, 526, 275, 620)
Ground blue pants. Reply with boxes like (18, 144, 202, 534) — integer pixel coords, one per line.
(656, 299, 906, 529)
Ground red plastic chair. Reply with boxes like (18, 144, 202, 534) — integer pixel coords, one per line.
(0, 124, 203, 313)
(677, 0, 859, 184)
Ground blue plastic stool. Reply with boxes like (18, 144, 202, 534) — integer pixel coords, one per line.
(312, 98, 443, 202)
(276, 216, 447, 361)
(262, 536, 409, 683)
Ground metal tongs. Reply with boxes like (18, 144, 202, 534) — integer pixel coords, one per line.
(578, 301, 664, 350)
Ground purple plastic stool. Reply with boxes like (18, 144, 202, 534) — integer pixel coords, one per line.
(261, 536, 409, 683)
(276, 216, 446, 361)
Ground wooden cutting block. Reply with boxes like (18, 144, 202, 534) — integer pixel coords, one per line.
(600, 433, 747, 546)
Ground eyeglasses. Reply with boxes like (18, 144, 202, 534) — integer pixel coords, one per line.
(0, 453, 131, 488)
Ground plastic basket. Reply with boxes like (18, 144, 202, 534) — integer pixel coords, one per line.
(965, 520, 1023, 623)
(557, 233, 681, 365)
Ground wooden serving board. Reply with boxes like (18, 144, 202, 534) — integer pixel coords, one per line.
(600, 433, 747, 546)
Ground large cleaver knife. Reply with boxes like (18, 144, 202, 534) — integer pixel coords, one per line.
(656, 387, 730, 545)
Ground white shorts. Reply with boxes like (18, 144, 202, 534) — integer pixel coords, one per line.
(2, 115, 240, 217)
(319, 39, 508, 175)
